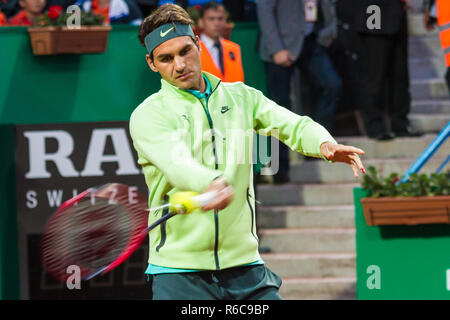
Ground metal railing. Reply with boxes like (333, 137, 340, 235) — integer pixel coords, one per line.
(400, 121, 450, 183)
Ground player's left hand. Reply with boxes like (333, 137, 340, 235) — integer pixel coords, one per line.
(320, 142, 366, 178)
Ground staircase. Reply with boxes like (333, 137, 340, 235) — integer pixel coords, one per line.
(255, 6, 450, 300)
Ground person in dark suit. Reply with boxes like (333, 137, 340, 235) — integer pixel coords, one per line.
(257, 0, 342, 184)
(355, 0, 417, 140)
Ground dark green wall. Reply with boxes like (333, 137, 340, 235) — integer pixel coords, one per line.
(354, 188, 450, 299)
(0, 23, 266, 125)
(0, 126, 19, 300)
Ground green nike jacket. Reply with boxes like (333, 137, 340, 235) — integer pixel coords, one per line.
(129, 72, 337, 271)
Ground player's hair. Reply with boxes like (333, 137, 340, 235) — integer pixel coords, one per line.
(138, 4, 195, 59)
(199, 1, 225, 18)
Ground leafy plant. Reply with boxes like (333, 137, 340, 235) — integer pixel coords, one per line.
(361, 166, 450, 198)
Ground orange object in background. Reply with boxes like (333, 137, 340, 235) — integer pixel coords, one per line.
(90, 0, 110, 24)
(437, 0, 450, 66)
(200, 39, 244, 83)
(8, 10, 32, 26)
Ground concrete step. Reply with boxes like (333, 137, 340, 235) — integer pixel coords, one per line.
(409, 113, 450, 133)
(411, 100, 450, 114)
(262, 253, 356, 278)
(408, 13, 440, 37)
(258, 228, 356, 253)
(332, 134, 450, 159)
(409, 36, 444, 59)
(409, 57, 447, 79)
(256, 183, 359, 206)
(287, 157, 447, 184)
(411, 78, 449, 100)
(279, 277, 356, 300)
(256, 205, 355, 228)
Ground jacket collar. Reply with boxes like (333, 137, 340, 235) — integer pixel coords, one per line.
(160, 71, 221, 99)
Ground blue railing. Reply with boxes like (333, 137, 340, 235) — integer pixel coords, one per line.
(400, 121, 450, 183)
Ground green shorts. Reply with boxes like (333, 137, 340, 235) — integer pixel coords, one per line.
(148, 264, 283, 300)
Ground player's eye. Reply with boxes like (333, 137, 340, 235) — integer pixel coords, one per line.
(180, 46, 191, 56)
(159, 55, 173, 63)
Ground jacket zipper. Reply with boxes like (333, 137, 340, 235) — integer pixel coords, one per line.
(156, 195, 170, 252)
(246, 188, 258, 241)
(198, 80, 221, 270)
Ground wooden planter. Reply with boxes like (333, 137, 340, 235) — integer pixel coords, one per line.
(28, 26, 112, 55)
(361, 196, 450, 226)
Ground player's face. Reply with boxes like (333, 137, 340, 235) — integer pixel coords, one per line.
(199, 7, 226, 41)
(147, 36, 203, 91)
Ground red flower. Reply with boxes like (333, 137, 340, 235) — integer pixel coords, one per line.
(48, 5, 63, 19)
(194, 5, 201, 10)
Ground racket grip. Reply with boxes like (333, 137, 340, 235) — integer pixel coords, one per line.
(192, 191, 218, 207)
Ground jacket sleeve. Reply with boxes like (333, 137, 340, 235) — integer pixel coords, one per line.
(256, 0, 284, 58)
(247, 85, 337, 159)
(129, 103, 223, 193)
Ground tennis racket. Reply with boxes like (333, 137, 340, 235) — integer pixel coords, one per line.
(40, 183, 217, 282)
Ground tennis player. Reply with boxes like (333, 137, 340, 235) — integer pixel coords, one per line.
(129, 4, 365, 300)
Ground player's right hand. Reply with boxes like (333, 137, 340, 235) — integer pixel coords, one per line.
(201, 177, 234, 211)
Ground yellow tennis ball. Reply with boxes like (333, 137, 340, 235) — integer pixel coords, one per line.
(169, 191, 200, 214)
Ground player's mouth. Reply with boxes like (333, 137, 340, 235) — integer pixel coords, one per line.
(177, 71, 192, 81)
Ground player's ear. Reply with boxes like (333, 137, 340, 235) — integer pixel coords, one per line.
(146, 54, 158, 73)
(194, 35, 201, 51)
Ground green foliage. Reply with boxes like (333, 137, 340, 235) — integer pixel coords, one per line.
(361, 166, 450, 198)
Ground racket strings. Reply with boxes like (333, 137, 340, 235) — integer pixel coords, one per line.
(41, 184, 149, 282)
(65, 198, 132, 269)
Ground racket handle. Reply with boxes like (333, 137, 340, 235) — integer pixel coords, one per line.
(192, 191, 218, 207)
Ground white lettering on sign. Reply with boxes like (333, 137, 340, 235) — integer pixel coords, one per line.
(26, 190, 38, 209)
(24, 128, 140, 179)
(81, 129, 140, 177)
(25, 130, 79, 179)
(47, 189, 64, 207)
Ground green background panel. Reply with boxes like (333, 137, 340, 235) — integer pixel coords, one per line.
(0, 23, 266, 124)
(354, 187, 450, 300)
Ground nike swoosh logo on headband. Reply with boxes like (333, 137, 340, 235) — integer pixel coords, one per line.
(160, 26, 174, 37)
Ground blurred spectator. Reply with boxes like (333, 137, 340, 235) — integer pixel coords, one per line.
(222, 0, 256, 22)
(157, 0, 221, 8)
(423, 0, 450, 94)
(1, 0, 20, 18)
(76, 0, 143, 24)
(354, 0, 417, 140)
(198, 1, 244, 82)
(0, 10, 6, 24)
(8, 0, 46, 25)
(45, 0, 76, 10)
(257, 0, 341, 184)
(134, 0, 156, 17)
(326, 0, 366, 136)
(155, 0, 256, 22)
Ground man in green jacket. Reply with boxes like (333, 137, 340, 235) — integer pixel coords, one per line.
(129, 4, 365, 300)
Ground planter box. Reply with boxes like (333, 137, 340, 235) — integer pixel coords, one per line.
(361, 195, 450, 226)
(28, 26, 111, 55)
